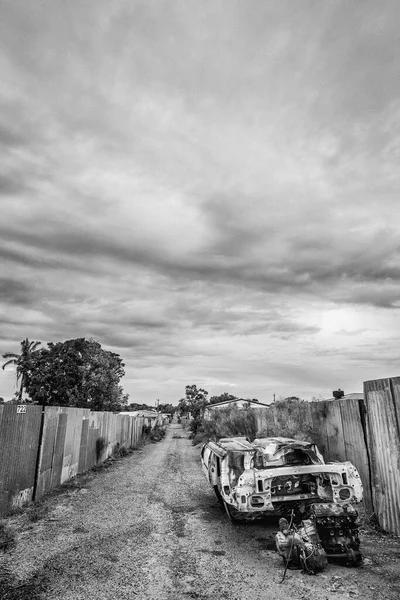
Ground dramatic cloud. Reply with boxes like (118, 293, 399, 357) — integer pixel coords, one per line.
(1, 0, 400, 403)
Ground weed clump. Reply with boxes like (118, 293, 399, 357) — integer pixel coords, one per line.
(258, 397, 314, 442)
(0, 522, 16, 553)
(190, 406, 258, 445)
(149, 425, 166, 442)
(27, 502, 49, 523)
(142, 424, 151, 437)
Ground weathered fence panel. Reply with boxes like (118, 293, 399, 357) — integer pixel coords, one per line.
(254, 398, 373, 512)
(310, 402, 330, 456)
(62, 407, 85, 483)
(364, 377, 400, 536)
(35, 407, 59, 499)
(0, 405, 43, 514)
(1, 405, 151, 513)
(325, 401, 346, 461)
(35, 409, 148, 501)
(339, 399, 372, 512)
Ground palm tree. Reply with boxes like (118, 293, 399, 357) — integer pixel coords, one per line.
(2, 338, 41, 402)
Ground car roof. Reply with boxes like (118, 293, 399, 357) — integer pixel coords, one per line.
(216, 437, 254, 451)
(252, 437, 315, 449)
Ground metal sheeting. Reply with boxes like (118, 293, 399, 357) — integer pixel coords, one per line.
(1, 406, 148, 513)
(325, 401, 346, 461)
(340, 398, 373, 512)
(36, 409, 147, 498)
(0, 404, 43, 514)
(364, 377, 400, 536)
(254, 399, 373, 512)
(310, 402, 330, 457)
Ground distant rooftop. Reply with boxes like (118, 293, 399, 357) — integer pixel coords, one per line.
(120, 410, 159, 418)
(206, 398, 272, 409)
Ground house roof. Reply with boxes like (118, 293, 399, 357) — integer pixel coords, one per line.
(120, 410, 158, 418)
(206, 398, 272, 409)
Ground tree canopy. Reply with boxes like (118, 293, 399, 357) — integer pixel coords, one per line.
(178, 384, 209, 419)
(23, 338, 128, 411)
(178, 386, 263, 418)
(2, 338, 41, 401)
(209, 392, 238, 405)
(158, 403, 176, 415)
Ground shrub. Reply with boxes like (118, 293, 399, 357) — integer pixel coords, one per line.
(188, 417, 203, 439)
(258, 398, 315, 442)
(142, 424, 151, 437)
(0, 522, 16, 553)
(192, 430, 209, 446)
(191, 406, 258, 445)
(27, 502, 49, 523)
(149, 425, 166, 442)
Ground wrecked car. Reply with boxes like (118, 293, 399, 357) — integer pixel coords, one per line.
(201, 436, 363, 565)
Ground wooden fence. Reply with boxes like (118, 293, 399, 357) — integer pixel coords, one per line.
(0, 405, 149, 516)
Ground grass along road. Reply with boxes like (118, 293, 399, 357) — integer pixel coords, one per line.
(1, 423, 400, 600)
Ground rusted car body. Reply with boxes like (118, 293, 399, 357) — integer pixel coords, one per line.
(201, 436, 363, 564)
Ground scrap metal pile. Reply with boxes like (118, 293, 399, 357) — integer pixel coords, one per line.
(201, 436, 363, 567)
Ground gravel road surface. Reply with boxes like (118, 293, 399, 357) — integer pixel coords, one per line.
(1, 423, 399, 600)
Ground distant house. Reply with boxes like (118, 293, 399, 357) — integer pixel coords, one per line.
(120, 410, 161, 426)
(203, 398, 271, 420)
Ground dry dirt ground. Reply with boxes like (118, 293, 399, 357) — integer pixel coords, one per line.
(1, 423, 400, 600)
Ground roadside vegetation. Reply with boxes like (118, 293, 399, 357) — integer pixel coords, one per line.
(177, 384, 315, 445)
(189, 406, 258, 445)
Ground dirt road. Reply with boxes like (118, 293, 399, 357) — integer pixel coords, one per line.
(1, 423, 399, 599)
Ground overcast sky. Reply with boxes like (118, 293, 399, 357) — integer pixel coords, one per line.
(1, 0, 400, 405)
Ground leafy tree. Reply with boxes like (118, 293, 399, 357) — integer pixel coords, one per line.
(276, 396, 304, 405)
(1, 338, 41, 402)
(158, 403, 176, 415)
(179, 384, 209, 419)
(24, 338, 128, 411)
(209, 392, 238, 405)
(177, 396, 188, 414)
(125, 402, 156, 412)
(0, 397, 4, 404)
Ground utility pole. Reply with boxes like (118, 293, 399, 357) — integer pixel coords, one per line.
(273, 393, 276, 403)
(155, 398, 160, 425)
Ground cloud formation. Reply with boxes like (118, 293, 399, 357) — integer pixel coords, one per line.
(1, 0, 400, 403)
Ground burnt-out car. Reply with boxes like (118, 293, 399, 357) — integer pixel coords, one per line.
(201, 436, 363, 564)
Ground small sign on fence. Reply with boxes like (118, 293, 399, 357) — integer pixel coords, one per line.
(17, 405, 27, 414)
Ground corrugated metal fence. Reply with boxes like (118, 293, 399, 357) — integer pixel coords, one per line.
(0, 405, 148, 516)
(254, 398, 373, 513)
(364, 377, 400, 536)
(255, 378, 400, 536)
